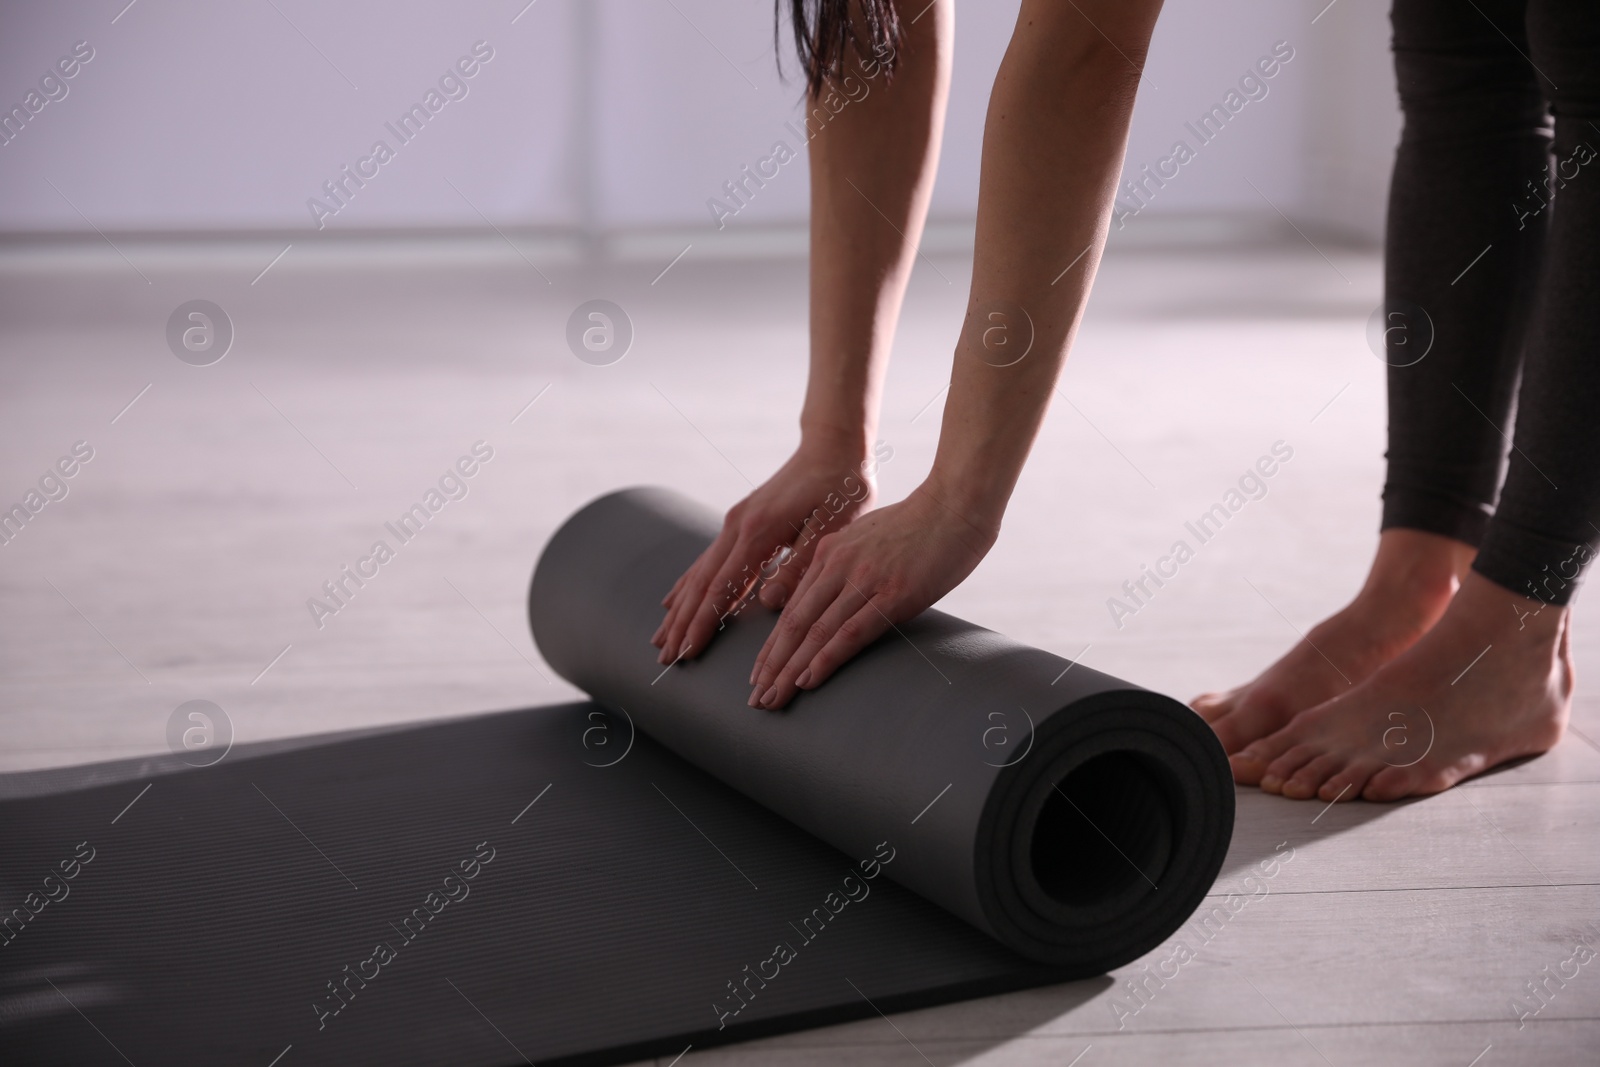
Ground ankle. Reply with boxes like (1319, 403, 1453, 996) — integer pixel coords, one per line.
(1456, 570, 1569, 648)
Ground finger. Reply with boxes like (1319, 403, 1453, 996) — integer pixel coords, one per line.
(659, 566, 692, 609)
(766, 599, 892, 710)
(792, 594, 895, 693)
(663, 522, 746, 654)
(751, 558, 860, 700)
(654, 554, 706, 645)
(749, 564, 847, 701)
(677, 541, 768, 662)
(754, 584, 863, 709)
(748, 540, 834, 685)
(653, 573, 692, 645)
(653, 554, 705, 648)
(659, 540, 730, 663)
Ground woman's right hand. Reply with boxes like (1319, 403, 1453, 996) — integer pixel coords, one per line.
(652, 440, 886, 665)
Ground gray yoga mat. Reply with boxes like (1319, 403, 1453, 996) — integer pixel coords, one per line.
(0, 703, 1083, 1066)
(530, 487, 1234, 970)
(0, 486, 1230, 1066)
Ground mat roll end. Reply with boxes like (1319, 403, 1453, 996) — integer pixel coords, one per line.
(975, 681, 1234, 973)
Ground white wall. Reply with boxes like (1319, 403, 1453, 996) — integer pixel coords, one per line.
(0, 0, 1397, 239)
(1299, 0, 1403, 242)
(0, 0, 581, 231)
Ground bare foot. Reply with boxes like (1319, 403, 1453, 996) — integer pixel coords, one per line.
(1230, 570, 1572, 801)
(1192, 529, 1475, 754)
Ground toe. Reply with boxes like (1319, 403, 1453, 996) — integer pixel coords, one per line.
(1259, 743, 1321, 794)
(1362, 763, 1439, 802)
(1230, 721, 1303, 786)
(1318, 760, 1381, 803)
(1210, 697, 1294, 756)
(1361, 765, 1411, 802)
(1229, 750, 1268, 786)
(1281, 754, 1344, 800)
(1190, 690, 1235, 722)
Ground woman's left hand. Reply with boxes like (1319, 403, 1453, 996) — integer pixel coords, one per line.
(747, 481, 997, 709)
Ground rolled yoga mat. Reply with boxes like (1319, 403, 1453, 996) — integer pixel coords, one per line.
(531, 487, 1234, 972)
(0, 487, 1231, 1066)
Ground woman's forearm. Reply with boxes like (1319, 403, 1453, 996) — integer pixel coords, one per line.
(927, 0, 1163, 532)
(800, 2, 952, 461)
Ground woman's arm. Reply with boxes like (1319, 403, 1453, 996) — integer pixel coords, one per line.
(654, 3, 952, 665)
(748, 0, 1165, 707)
(796, 1, 951, 469)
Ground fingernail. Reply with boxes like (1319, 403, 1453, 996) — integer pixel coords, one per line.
(747, 686, 761, 708)
(795, 669, 812, 689)
(748, 664, 759, 686)
(1259, 775, 1281, 790)
(759, 686, 777, 707)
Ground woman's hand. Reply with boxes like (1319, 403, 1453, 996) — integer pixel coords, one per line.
(652, 442, 880, 665)
(746, 481, 998, 709)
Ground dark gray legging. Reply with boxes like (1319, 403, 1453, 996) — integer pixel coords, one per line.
(1380, 0, 1600, 605)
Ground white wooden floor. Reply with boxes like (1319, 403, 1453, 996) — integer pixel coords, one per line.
(1, 237, 1596, 1065)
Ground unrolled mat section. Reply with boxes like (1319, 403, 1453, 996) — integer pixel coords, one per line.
(0, 705, 1077, 1066)
(530, 487, 1234, 972)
